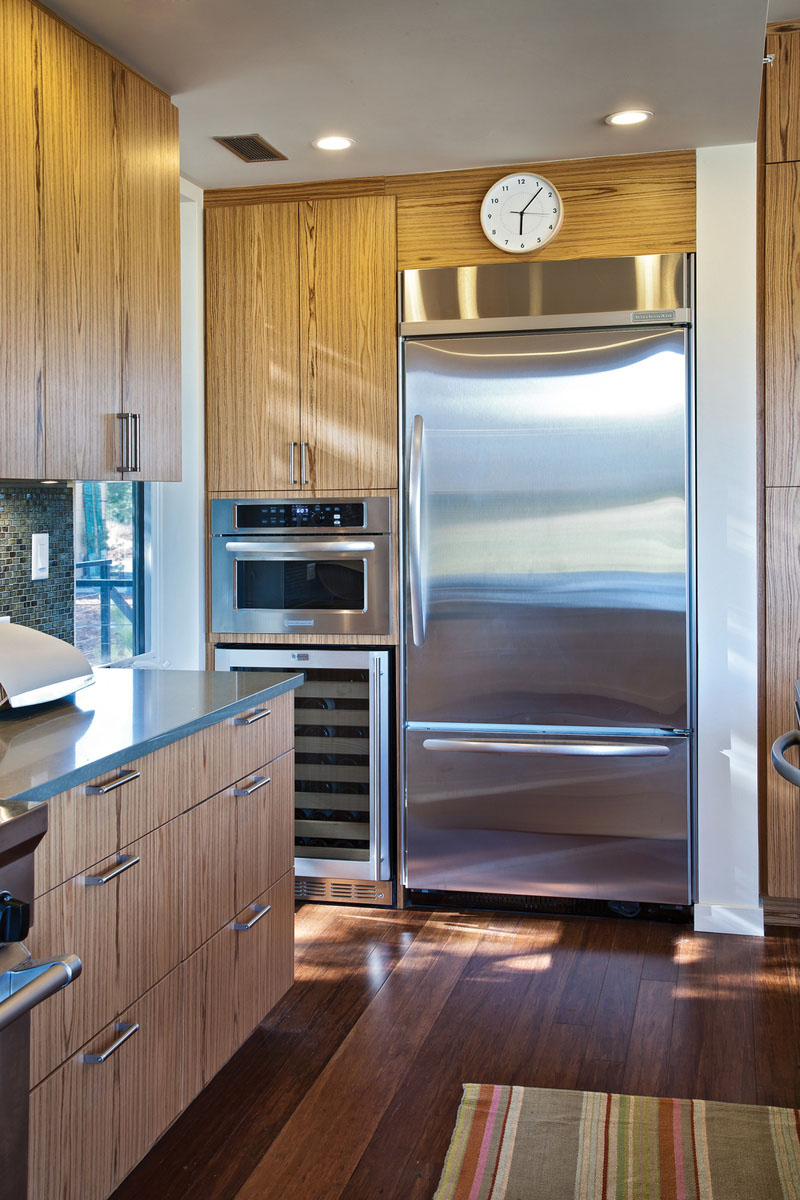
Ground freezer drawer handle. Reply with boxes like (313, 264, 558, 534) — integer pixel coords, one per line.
(0, 955, 82, 1033)
(421, 738, 670, 757)
(408, 414, 426, 647)
(771, 730, 800, 788)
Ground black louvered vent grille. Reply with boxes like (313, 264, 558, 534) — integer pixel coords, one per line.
(213, 134, 287, 163)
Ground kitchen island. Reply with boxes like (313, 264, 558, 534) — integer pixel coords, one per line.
(0, 668, 303, 1200)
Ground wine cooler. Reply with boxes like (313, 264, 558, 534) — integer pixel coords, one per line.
(214, 646, 393, 905)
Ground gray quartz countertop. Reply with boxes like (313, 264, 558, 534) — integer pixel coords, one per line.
(0, 668, 303, 808)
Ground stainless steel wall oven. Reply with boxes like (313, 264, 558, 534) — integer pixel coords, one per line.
(211, 497, 392, 637)
(214, 646, 393, 905)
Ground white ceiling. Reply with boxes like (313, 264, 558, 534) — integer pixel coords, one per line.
(44, 0, 773, 189)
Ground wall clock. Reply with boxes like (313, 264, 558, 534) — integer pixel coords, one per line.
(480, 172, 564, 253)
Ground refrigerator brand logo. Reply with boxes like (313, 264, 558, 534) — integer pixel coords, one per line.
(631, 310, 676, 322)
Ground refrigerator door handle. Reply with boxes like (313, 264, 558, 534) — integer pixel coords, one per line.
(422, 738, 670, 758)
(408, 414, 426, 646)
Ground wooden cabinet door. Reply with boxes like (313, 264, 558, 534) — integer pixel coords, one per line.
(117, 818, 183, 1009)
(183, 922, 238, 1105)
(113, 65, 181, 482)
(183, 790, 236, 958)
(38, 10, 120, 480)
(235, 750, 294, 912)
(0, 0, 43, 478)
(115, 967, 183, 1184)
(29, 1020, 117, 1200)
(206, 202, 301, 491)
(28, 853, 121, 1086)
(235, 870, 294, 1040)
(299, 196, 397, 491)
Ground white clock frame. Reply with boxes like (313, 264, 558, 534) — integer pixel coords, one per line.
(480, 172, 564, 253)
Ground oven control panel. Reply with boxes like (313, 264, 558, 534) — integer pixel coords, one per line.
(234, 502, 365, 529)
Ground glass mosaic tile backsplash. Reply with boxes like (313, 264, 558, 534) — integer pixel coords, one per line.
(0, 485, 74, 642)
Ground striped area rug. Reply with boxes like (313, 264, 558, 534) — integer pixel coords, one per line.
(434, 1084, 800, 1199)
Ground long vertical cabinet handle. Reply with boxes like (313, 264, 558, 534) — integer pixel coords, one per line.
(370, 657, 382, 880)
(300, 442, 309, 485)
(129, 413, 141, 473)
(408, 414, 426, 646)
(116, 413, 131, 473)
(289, 442, 298, 484)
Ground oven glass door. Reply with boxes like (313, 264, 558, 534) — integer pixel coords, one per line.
(236, 556, 366, 612)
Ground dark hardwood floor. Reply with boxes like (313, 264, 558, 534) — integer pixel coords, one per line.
(112, 904, 800, 1200)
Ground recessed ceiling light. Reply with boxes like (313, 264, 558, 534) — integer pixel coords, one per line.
(604, 109, 653, 126)
(312, 135, 356, 151)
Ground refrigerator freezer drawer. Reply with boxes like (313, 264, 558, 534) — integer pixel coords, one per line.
(405, 732, 691, 904)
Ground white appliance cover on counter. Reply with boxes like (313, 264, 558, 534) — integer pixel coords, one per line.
(0, 624, 94, 708)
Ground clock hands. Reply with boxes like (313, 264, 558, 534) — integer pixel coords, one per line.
(510, 187, 544, 236)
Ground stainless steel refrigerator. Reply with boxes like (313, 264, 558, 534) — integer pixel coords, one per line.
(401, 254, 694, 905)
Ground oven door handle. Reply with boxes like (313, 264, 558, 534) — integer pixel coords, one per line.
(0, 954, 82, 1032)
(224, 540, 376, 555)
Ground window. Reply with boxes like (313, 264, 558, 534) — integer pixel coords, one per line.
(73, 482, 146, 665)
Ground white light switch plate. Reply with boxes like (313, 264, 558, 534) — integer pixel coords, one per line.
(31, 533, 49, 580)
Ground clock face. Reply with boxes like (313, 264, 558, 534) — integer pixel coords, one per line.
(480, 172, 564, 253)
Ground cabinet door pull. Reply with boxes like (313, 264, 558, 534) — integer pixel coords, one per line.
(233, 904, 271, 931)
(116, 412, 131, 472)
(289, 441, 298, 484)
(82, 1022, 139, 1064)
(234, 707, 271, 726)
(86, 769, 141, 795)
(233, 775, 271, 796)
(300, 441, 309, 485)
(129, 413, 141, 473)
(83, 855, 140, 886)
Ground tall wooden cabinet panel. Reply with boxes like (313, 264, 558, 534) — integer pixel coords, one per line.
(0, 0, 42, 477)
(765, 163, 800, 487)
(299, 196, 398, 491)
(765, 33, 800, 164)
(114, 64, 182, 481)
(765, 487, 800, 899)
(206, 202, 301, 492)
(38, 11, 119, 481)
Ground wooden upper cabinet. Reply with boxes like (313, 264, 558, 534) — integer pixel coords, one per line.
(205, 195, 398, 494)
(0, 0, 42, 477)
(114, 65, 182, 481)
(765, 33, 800, 164)
(765, 163, 800, 486)
(299, 196, 397, 491)
(0, 1, 180, 482)
(206, 203, 301, 492)
(38, 11, 119, 480)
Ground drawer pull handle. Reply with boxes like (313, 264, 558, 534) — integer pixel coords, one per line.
(83, 855, 140, 886)
(86, 769, 141, 795)
(233, 904, 271, 931)
(233, 775, 271, 797)
(234, 708, 271, 726)
(83, 1022, 139, 1064)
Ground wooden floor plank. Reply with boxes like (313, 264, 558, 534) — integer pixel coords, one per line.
(621, 978, 676, 1096)
(235, 913, 491, 1200)
(108, 909, 800, 1200)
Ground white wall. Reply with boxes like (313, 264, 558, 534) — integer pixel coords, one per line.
(147, 178, 205, 669)
(694, 144, 762, 936)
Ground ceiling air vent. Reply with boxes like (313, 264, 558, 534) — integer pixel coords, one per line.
(213, 134, 287, 163)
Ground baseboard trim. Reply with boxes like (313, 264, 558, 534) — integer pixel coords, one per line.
(762, 896, 800, 927)
(693, 903, 764, 936)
